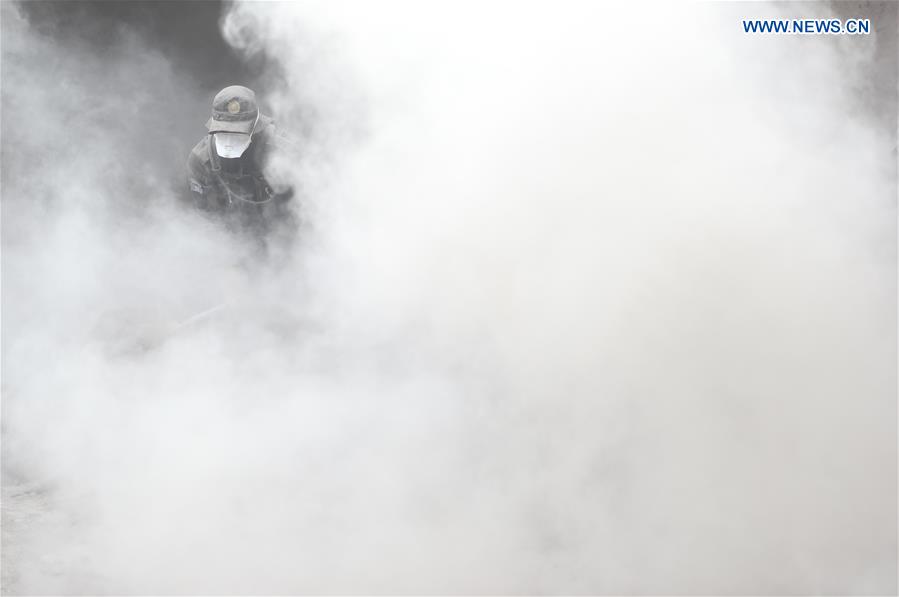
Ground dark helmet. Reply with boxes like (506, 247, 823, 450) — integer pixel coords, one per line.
(206, 85, 261, 158)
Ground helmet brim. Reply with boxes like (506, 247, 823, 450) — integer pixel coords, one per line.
(206, 113, 260, 135)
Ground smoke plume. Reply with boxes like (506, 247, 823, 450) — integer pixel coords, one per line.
(2, 1, 895, 594)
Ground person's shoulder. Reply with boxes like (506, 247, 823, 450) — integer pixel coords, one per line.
(187, 135, 212, 172)
(189, 135, 211, 160)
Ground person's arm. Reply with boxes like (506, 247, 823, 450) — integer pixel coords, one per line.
(186, 151, 219, 210)
(259, 125, 299, 202)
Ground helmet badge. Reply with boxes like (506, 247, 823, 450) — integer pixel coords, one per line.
(227, 99, 241, 114)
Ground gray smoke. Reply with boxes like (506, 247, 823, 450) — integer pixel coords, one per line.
(2, 1, 896, 594)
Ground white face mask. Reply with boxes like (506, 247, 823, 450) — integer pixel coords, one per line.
(214, 133, 252, 158)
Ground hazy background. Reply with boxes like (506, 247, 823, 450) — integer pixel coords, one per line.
(2, 1, 896, 594)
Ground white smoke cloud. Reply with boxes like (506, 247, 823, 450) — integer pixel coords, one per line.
(2, 1, 895, 594)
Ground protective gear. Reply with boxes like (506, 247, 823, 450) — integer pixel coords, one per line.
(206, 85, 260, 136)
(214, 132, 252, 158)
(186, 85, 296, 229)
(187, 114, 278, 206)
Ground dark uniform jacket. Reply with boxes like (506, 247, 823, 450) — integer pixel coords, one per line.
(186, 115, 294, 228)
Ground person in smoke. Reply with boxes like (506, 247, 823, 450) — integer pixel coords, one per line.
(187, 85, 294, 231)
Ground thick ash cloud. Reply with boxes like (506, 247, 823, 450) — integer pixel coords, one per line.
(1, 1, 896, 594)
